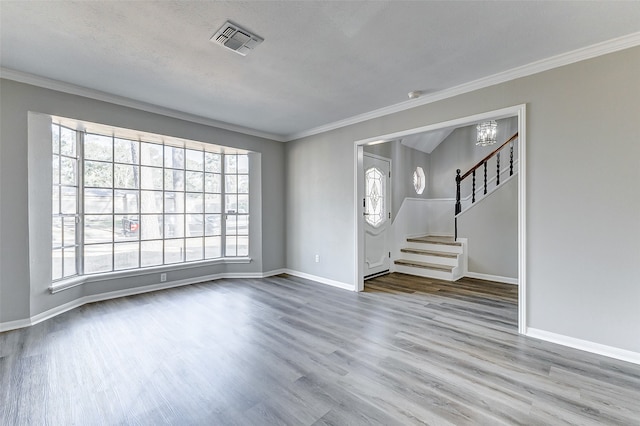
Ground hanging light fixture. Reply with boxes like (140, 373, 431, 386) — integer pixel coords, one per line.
(476, 120, 497, 146)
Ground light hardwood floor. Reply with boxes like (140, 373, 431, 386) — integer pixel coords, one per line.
(1, 273, 639, 425)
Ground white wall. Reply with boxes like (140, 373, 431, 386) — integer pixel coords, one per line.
(0, 79, 286, 324)
(286, 46, 640, 354)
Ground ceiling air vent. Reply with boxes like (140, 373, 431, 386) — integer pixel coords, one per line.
(211, 21, 263, 56)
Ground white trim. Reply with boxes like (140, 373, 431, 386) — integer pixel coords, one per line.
(288, 32, 640, 141)
(0, 269, 289, 332)
(526, 328, 640, 366)
(354, 104, 527, 331)
(517, 105, 527, 335)
(283, 269, 356, 291)
(0, 67, 286, 142)
(465, 272, 518, 285)
(49, 257, 253, 293)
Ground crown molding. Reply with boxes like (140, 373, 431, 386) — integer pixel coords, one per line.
(3, 31, 639, 143)
(0, 67, 287, 142)
(285, 31, 640, 141)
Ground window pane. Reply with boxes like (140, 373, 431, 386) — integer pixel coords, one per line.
(164, 239, 184, 264)
(60, 157, 76, 186)
(60, 127, 76, 157)
(238, 175, 249, 194)
(85, 134, 113, 162)
(205, 236, 221, 259)
(225, 236, 237, 257)
(225, 155, 237, 173)
(186, 193, 203, 213)
(84, 215, 113, 244)
(237, 195, 249, 214)
(186, 171, 203, 192)
(238, 155, 249, 174)
(185, 149, 204, 171)
(140, 190, 162, 214)
(61, 186, 78, 214)
(164, 169, 184, 191)
(114, 242, 139, 271)
(140, 215, 163, 240)
(237, 236, 249, 256)
(226, 215, 237, 236)
(84, 243, 113, 274)
(185, 237, 203, 262)
(164, 146, 184, 169)
(205, 152, 221, 173)
(52, 217, 62, 248)
(84, 161, 112, 188)
(52, 124, 60, 154)
(63, 248, 77, 277)
(114, 138, 139, 164)
(84, 188, 112, 214)
(225, 175, 237, 193)
(140, 166, 163, 190)
(52, 187, 60, 215)
(115, 215, 139, 241)
(165, 214, 184, 238)
(186, 214, 203, 237)
(164, 192, 184, 214)
(63, 217, 76, 247)
(52, 249, 62, 280)
(114, 190, 139, 214)
(205, 214, 221, 236)
(141, 240, 163, 267)
(205, 194, 221, 213)
(140, 142, 163, 167)
(114, 164, 139, 189)
(225, 195, 237, 213)
(237, 215, 249, 236)
(205, 173, 221, 193)
(53, 155, 60, 184)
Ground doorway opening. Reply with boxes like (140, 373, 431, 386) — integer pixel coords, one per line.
(353, 104, 527, 333)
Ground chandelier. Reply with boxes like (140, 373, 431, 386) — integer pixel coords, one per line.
(476, 120, 497, 146)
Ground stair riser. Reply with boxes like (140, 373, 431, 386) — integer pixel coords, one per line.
(405, 241, 463, 254)
(394, 264, 454, 281)
(399, 252, 459, 266)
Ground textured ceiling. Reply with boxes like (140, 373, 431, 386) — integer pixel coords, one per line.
(1, 1, 640, 139)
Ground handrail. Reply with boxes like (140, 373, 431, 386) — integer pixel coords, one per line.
(454, 132, 519, 240)
(460, 132, 518, 180)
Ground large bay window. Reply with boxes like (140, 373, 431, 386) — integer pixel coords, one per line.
(51, 120, 250, 283)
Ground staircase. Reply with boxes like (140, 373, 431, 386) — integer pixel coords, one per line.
(394, 235, 464, 281)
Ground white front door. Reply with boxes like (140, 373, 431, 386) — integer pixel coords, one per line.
(363, 154, 391, 279)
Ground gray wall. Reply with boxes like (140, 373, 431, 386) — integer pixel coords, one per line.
(286, 46, 640, 353)
(0, 79, 286, 323)
(458, 176, 518, 279)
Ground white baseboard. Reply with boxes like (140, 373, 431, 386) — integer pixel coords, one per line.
(465, 271, 518, 285)
(526, 327, 640, 365)
(0, 270, 289, 333)
(282, 269, 355, 291)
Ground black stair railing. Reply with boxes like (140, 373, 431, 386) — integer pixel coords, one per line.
(454, 132, 518, 239)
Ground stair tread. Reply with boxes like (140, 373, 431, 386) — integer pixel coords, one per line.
(400, 248, 458, 258)
(406, 235, 462, 246)
(394, 259, 454, 272)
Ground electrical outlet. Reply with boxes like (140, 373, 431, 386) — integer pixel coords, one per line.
(160, 273, 167, 282)
(315, 254, 320, 263)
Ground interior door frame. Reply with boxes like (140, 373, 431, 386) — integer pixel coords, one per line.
(353, 104, 527, 334)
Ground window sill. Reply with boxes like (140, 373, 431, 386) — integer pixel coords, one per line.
(49, 257, 252, 294)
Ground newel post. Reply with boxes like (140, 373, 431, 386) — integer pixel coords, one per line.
(455, 169, 462, 215)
